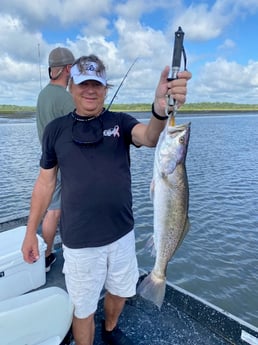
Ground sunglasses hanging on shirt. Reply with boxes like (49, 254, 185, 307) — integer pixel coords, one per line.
(71, 111, 104, 145)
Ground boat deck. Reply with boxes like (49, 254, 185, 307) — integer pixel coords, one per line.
(46, 248, 257, 345)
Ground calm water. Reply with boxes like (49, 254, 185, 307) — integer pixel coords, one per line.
(0, 113, 258, 327)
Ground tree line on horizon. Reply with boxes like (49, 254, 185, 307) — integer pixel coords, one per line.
(1, 102, 258, 114)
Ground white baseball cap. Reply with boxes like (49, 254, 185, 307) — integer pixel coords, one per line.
(70, 61, 107, 86)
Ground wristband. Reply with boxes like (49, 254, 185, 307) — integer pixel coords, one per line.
(152, 103, 168, 120)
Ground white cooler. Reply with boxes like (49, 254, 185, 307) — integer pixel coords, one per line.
(0, 226, 47, 301)
(0, 286, 74, 345)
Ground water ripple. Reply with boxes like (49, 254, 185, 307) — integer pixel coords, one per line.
(0, 114, 258, 327)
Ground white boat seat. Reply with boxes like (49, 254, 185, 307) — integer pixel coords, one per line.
(0, 287, 73, 345)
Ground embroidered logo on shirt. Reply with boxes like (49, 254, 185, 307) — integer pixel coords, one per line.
(103, 125, 120, 138)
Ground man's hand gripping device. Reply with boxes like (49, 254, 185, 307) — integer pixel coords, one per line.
(166, 26, 187, 126)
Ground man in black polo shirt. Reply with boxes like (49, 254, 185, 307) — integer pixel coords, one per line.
(22, 54, 191, 345)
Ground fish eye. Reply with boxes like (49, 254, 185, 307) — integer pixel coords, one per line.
(179, 136, 185, 144)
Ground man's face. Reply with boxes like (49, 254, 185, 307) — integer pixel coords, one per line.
(70, 80, 107, 116)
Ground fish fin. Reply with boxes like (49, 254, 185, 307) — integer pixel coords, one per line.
(150, 179, 155, 201)
(137, 272, 166, 309)
(161, 160, 177, 177)
(145, 235, 156, 256)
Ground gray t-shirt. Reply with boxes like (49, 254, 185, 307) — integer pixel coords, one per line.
(36, 83, 75, 143)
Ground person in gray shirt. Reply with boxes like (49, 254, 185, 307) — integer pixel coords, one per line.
(36, 47, 75, 272)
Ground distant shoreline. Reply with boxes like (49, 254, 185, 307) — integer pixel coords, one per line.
(1, 110, 258, 120)
(0, 111, 36, 119)
(1, 103, 258, 119)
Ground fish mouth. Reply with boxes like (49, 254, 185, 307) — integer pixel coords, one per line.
(166, 121, 191, 157)
(167, 122, 191, 134)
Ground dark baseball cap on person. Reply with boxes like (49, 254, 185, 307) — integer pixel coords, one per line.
(48, 47, 75, 67)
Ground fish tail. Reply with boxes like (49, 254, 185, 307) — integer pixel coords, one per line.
(137, 272, 166, 309)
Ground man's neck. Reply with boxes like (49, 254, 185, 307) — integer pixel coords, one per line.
(50, 78, 67, 88)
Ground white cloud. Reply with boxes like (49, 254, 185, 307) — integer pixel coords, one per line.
(218, 39, 236, 51)
(0, 0, 111, 28)
(188, 58, 258, 103)
(175, 0, 258, 41)
(175, 3, 232, 41)
(0, 0, 258, 106)
(0, 14, 42, 63)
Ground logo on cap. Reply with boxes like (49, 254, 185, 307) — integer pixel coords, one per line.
(71, 61, 107, 86)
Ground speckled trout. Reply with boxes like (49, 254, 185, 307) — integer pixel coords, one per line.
(137, 122, 191, 309)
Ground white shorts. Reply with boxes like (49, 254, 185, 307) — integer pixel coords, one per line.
(62, 230, 139, 319)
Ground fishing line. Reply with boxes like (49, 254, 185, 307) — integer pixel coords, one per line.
(106, 58, 138, 111)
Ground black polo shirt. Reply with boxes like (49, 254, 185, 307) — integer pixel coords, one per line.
(40, 110, 139, 248)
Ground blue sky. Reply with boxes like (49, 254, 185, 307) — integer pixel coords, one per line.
(1, 0, 258, 106)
